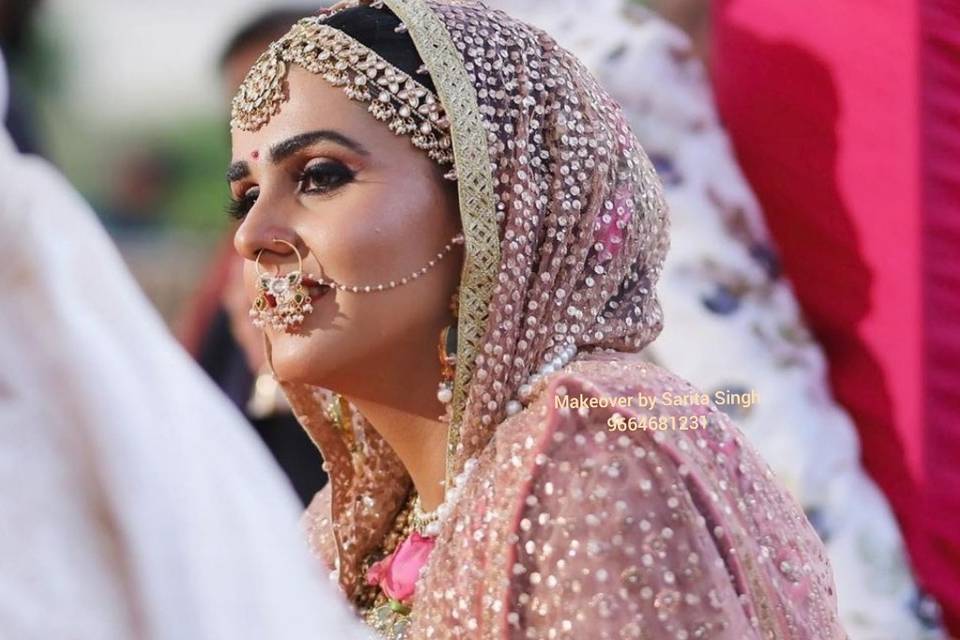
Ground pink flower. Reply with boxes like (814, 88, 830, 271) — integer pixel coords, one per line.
(365, 532, 436, 604)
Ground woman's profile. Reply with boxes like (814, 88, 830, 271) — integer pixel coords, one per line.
(226, 1, 847, 638)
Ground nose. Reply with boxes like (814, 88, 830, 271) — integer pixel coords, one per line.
(233, 210, 301, 267)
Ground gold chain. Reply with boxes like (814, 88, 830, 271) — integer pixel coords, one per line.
(410, 494, 440, 534)
(355, 488, 418, 610)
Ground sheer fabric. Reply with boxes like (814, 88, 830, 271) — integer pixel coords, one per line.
(0, 52, 372, 638)
(263, 1, 848, 637)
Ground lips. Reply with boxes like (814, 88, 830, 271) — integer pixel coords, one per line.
(302, 276, 332, 299)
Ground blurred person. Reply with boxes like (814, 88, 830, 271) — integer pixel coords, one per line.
(226, 2, 845, 638)
(220, 9, 316, 92)
(485, 1, 946, 637)
(711, 0, 960, 633)
(97, 148, 175, 237)
(178, 7, 330, 507)
(0, 0, 45, 155)
(0, 50, 373, 640)
(647, 0, 711, 70)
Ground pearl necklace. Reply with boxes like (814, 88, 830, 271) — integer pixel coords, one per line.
(437, 333, 579, 419)
(409, 457, 479, 538)
(507, 339, 580, 416)
(411, 494, 441, 535)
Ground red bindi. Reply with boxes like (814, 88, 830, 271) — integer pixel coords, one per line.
(251, 150, 260, 160)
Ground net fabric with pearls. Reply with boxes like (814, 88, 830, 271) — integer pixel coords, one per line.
(264, 3, 845, 638)
(270, 0, 670, 598)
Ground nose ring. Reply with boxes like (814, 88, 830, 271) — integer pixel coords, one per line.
(249, 238, 321, 333)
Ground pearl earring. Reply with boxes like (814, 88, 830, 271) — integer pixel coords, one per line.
(436, 286, 459, 417)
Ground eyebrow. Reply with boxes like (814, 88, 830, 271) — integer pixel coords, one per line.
(271, 129, 370, 162)
(226, 161, 249, 182)
(226, 129, 369, 183)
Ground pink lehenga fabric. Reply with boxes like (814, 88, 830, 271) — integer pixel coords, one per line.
(267, 1, 847, 638)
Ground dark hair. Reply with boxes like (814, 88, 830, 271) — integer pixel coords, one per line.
(218, 9, 307, 71)
(322, 6, 436, 94)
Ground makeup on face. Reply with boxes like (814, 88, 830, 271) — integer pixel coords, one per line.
(225, 128, 368, 221)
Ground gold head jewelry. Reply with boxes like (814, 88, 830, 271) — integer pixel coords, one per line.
(249, 238, 319, 333)
(230, 16, 456, 179)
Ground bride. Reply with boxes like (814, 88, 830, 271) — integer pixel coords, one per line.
(227, 1, 847, 638)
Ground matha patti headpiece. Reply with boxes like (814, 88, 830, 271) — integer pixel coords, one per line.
(230, 16, 457, 180)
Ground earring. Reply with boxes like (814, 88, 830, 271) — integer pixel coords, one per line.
(249, 239, 323, 332)
(436, 286, 459, 416)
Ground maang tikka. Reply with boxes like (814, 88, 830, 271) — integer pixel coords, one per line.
(230, 16, 457, 181)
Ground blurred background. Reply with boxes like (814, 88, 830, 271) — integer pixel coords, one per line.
(3, 0, 328, 319)
(4, 0, 957, 638)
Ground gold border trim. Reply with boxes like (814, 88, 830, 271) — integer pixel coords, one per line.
(383, 0, 498, 487)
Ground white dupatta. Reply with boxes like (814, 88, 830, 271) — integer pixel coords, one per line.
(0, 51, 371, 640)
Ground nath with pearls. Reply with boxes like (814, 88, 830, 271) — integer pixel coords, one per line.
(250, 233, 464, 334)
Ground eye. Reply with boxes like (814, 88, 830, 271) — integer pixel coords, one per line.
(298, 159, 355, 195)
(225, 185, 259, 220)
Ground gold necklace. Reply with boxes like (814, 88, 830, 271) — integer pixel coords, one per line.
(356, 488, 422, 639)
(410, 493, 440, 536)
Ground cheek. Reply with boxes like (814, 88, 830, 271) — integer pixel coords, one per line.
(307, 175, 451, 285)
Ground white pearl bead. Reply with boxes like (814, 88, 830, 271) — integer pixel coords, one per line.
(506, 400, 522, 416)
(437, 385, 453, 403)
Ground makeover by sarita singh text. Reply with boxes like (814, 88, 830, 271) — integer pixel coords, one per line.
(555, 389, 759, 411)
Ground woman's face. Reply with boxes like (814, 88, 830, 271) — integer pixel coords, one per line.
(229, 66, 462, 392)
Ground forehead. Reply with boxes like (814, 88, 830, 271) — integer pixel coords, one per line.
(230, 66, 371, 157)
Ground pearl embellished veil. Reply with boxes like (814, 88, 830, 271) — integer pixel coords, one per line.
(265, 0, 669, 599)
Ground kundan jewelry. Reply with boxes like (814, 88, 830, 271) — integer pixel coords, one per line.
(410, 493, 442, 537)
(249, 233, 465, 333)
(231, 16, 457, 181)
(359, 458, 480, 637)
(250, 239, 318, 332)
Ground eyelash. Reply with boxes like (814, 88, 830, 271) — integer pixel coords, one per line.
(225, 161, 356, 220)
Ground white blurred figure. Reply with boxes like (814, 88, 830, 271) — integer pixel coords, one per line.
(0, 51, 372, 640)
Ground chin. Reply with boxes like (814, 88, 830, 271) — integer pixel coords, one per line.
(265, 330, 324, 385)
(266, 327, 356, 389)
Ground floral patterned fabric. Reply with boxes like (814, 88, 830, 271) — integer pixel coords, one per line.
(483, 1, 946, 638)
